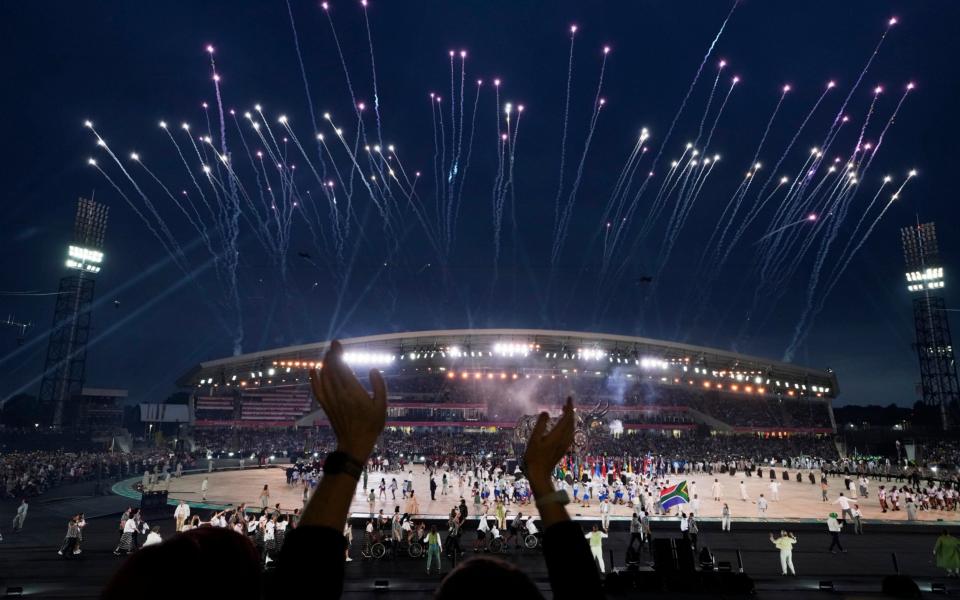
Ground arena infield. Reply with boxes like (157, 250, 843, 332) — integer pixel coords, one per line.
(121, 466, 960, 526)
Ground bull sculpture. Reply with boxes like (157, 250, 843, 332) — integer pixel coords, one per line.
(514, 398, 609, 453)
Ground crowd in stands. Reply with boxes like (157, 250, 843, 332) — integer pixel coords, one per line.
(0, 449, 193, 499)
(193, 426, 840, 471)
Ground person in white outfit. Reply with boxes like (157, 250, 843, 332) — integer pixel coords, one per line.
(201, 478, 209, 501)
(721, 503, 731, 531)
(600, 498, 610, 531)
(712, 479, 723, 501)
(739, 481, 749, 501)
(834, 493, 853, 521)
(770, 530, 797, 575)
(174, 501, 190, 532)
(585, 525, 608, 573)
(12, 499, 28, 532)
(769, 481, 780, 501)
(143, 527, 163, 547)
(757, 494, 768, 518)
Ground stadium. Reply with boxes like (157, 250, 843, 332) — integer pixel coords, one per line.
(181, 328, 839, 437)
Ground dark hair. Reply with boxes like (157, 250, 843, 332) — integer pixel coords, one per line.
(103, 528, 259, 600)
(435, 557, 543, 600)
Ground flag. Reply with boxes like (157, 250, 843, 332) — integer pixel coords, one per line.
(659, 481, 689, 510)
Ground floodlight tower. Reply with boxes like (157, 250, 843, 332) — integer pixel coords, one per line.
(38, 197, 109, 428)
(900, 222, 958, 430)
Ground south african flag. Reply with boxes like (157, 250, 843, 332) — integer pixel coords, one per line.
(659, 481, 690, 510)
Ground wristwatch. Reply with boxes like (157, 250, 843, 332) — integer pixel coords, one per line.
(535, 490, 570, 509)
(323, 451, 364, 480)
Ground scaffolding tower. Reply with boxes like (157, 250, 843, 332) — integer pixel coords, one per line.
(38, 197, 109, 428)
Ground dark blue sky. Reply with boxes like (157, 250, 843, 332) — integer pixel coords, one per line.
(1, 1, 957, 407)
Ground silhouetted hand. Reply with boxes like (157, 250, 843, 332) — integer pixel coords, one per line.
(523, 397, 575, 489)
(308, 340, 387, 463)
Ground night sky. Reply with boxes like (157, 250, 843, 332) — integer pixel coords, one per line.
(1, 1, 957, 407)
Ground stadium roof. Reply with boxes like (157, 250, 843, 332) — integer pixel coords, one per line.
(179, 329, 839, 396)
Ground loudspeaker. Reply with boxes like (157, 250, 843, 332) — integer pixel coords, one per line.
(140, 490, 171, 520)
(653, 538, 676, 572)
(676, 540, 696, 572)
(881, 575, 920, 599)
(704, 572, 755, 595)
(604, 569, 662, 594)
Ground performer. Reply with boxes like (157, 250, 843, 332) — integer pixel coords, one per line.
(721, 503, 731, 532)
(405, 490, 420, 516)
(425, 525, 443, 574)
(12, 499, 28, 532)
(827, 513, 846, 553)
(57, 515, 81, 557)
(712, 479, 723, 501)
(143, 526, 162, 547)
(834, 493, 854, 522)
(851, 504, 863, 534)
(75, 513, 86, 553)
(259, 485, 270, 510)
(933, 530, 960, 578)
(770, 530, 797, 575)
(585, 524, 608, 573)
(174, 500, 190, 532)
(739, 481, 749, 502)
(343, 520, 353, 562)
(769, 480, 780, 502)
(757, 494, 769, 518)
(474, 513, 490, 551)
(627, 511, 643, 554)
(600, 497, 610, 532)
(201, 477, 209, 502)
(114, 513, 138, 555)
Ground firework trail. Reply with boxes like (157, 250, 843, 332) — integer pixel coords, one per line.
(132, 152, 214, 255)
(857, 83, 914, 176)
(321, 2, 359, 110)
(88, 158, 184, 271)
(755, 81, 836, 206)
(793, 17, 897, 203)
(597, 0, 739, 300)
(360, 0, 384, 145)
(86, 124, 191, 269)
(647, 0, 740, 176)
(704, 84, 788, 270)
(551, 26, 578, 244)
(696, 60, 725, 142)
(702, 75, 738, 152)
(451, 79, 483, 243)
(754, 213, 818, 243)
(784, 171, 915, 359)
(551, 47, 609, 266)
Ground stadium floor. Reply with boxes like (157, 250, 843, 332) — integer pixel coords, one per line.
(5, 475, 960, 599)
(3, 489, 960, 599)
(152, 465, 960, 525)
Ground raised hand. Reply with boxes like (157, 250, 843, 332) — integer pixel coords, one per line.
(523, 397, 575, 487)
(308, 340, 387, 464)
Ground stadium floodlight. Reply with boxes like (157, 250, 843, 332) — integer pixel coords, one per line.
(342, 351, 395, 366)
(639, 357, 669, 370)
(578, 348, 606, 361)
(493, 342, 530, 357)
(65, 244, 104, 273)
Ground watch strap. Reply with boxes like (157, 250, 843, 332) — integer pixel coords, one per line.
(535, 489, 570, 509)
(323, 451, 364, 480)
